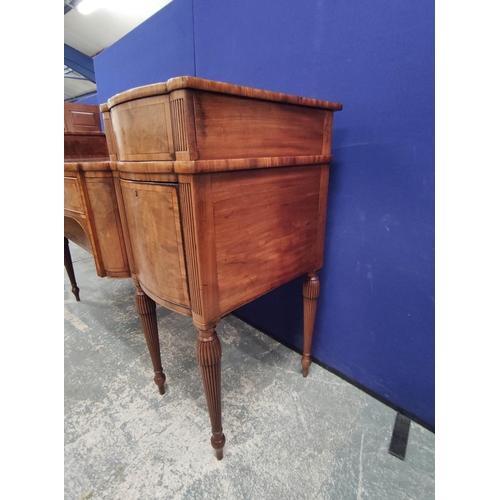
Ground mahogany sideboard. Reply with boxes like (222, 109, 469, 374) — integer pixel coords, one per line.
(101, 76, 342, 460)
(64, 103, 130, 300)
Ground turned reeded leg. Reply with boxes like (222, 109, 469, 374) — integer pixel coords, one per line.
(64, 237, 80, 301)
(135, 286, 166, 394)
(196, 327, 225, 460)
(302, 272, 320, 377)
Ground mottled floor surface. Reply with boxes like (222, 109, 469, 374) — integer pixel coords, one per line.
(64, 242, 435, 500)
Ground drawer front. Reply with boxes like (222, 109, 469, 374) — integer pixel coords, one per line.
(120, 180, 189, 308)
(111, 95, 175, 161)
(64, 133, 108, 160)
(192, 91, 328, 160)
(64, 176, 85, 215)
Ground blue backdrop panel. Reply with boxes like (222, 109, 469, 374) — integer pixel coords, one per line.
(193, 0, 435, 427)
(75, 94, 99, 106)
(93, 0, 195, 105)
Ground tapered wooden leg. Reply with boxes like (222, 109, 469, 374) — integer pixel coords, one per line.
(135, 286, 166, 395)
(64, 237, 80, 301)
(196, 327, 225, 460)
(302, 272, 320, 377)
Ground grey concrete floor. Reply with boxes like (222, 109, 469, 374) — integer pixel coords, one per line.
(64, 242, 435, 500)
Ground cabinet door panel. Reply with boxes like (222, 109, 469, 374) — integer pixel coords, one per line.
(121, 180, 189, 309)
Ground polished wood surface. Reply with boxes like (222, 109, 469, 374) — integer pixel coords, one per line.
(107, 86, 336, 164)
(111, 96, 175, 162)
(101, 77, 342, 459)
(135, 285, 166, 394)
(211, 165, 325, 315)
(64, 132, 109, 160)
(107, 76, 343, 110)
(64, 102, 102, 132)
(64, 103, 130, 297)
(196, 326, 225, 461)
(120, 180, 190, 311)
(64, 162, 130, 279)
(302, 272, 321, 377)
(191, 90, 328, 159)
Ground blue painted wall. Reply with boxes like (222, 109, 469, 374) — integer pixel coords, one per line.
(93, 0, 195, 104)
(93, 0, 435, 428)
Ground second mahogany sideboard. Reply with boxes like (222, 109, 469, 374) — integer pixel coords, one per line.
(64, 103, 130, 300)
(100, 76, 342, 460)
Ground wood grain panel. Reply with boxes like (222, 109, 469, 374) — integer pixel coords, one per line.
(64, 103, 102, 132)
(64, 132, 109, 160)
(111, 96, 175, 161)
(193, 91, 327, 160)
(173, 155, 331, 174)
(64, 216, 92, 254)
(212, 165, 324, 314)
(106, 77, 342, 110)
(100, 104, 118, 160)
(168, 76, 343, 109)
(64, 176, 85, 214)
(70, 110, 98, 128)
(120, 180, 189, 309)
(86, 176, 129, 277)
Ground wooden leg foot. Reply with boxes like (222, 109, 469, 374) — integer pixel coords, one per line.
(196, 327, 225, 460)
(302, 272, 320, 377)
(64, 237, 80, 301)
(301, 355, 312, 378)
(155, 371, 166, 395)
(212, 431, 226, 460)
(135, 286, 166, 394)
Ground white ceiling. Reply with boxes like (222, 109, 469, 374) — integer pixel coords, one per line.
(64, 0, 173, 101)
